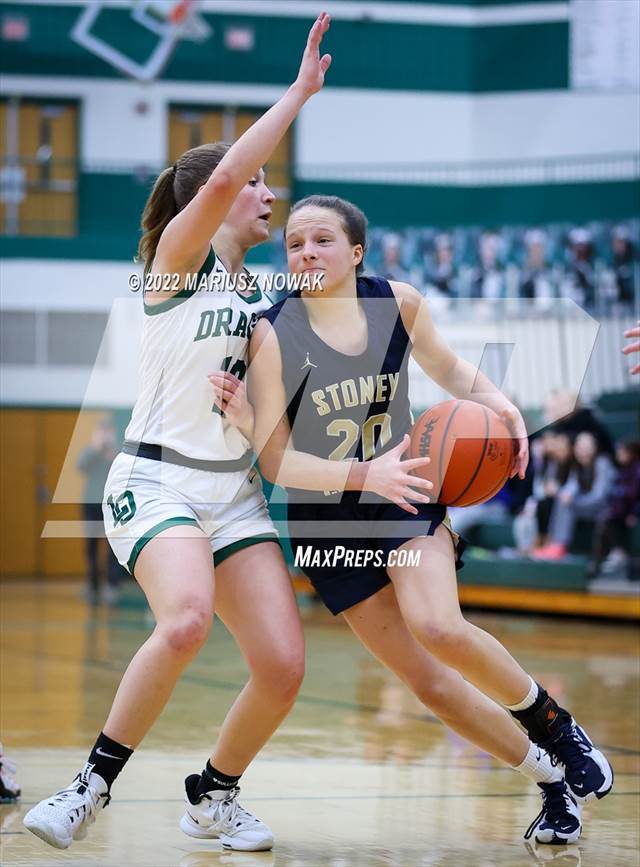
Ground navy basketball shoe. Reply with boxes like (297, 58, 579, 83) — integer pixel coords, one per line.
(524, 781, 582, 845)
(543, 720, 613, 804)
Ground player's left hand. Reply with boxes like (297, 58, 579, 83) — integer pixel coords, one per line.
(499, 405, 529, 480)
(209, 371, 254, 434)
(294, 12, 332, 98)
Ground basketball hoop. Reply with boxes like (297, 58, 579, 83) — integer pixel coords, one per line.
(169, 0, 191, 25)
(132, 0, 210, 44)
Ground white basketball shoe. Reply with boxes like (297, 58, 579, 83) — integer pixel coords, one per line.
(180, 774, 274, 851)
(23, 762, 110, 849)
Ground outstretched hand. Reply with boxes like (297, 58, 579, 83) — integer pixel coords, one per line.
(295, 12, 332, 98)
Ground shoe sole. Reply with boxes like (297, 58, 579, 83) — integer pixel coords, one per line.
(23, 816, 71, 850)
(180, 813, 274, 851)
(535, 829, 581, 845)
(221, 834, 274, 852)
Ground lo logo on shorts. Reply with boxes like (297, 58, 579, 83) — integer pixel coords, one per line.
(107, 490, 137, 527)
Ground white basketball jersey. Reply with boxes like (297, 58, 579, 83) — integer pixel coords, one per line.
(125, 249, 273, 460)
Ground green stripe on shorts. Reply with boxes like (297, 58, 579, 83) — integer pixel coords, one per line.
(214, 534, 279, 567)
(127, 517, 199, 577)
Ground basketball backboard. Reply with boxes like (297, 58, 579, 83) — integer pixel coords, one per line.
(71, 0, 212, 82)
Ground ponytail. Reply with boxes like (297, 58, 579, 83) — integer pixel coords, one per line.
(137, 166, 178, 275)
(136, 142, 232, 275)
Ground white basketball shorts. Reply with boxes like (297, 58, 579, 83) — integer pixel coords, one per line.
(102, 452, 278, 576)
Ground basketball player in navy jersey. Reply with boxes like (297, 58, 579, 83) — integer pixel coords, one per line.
(215, 195, 614, 845)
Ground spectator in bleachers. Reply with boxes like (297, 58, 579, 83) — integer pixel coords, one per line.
(611, 225, 636, 306)
(562, 227, 595, 308)
(380, 231, 410, 283)
(533, 431, 616, 560)
(592, 441, 640, 578)
(326, 218, 637, 313)
(519, 229, 555, 311)
(424, 233, 457, 299)
(471, 231, 505, 299)
(513, 431, 574, 554)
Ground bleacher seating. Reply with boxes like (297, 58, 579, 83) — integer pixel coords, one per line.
(269, 218, 639, 313)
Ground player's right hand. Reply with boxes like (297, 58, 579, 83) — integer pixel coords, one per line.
(364, 434, 433, 515)
(294, 12, 332, 98)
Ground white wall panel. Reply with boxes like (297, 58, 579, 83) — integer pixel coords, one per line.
(3, 75, 637, 174)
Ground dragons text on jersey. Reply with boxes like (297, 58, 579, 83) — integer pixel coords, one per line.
(125, 248, 273, 462)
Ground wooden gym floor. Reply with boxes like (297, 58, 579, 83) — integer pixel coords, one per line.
(1, 580, 638, 867)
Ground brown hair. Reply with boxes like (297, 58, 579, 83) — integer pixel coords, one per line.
(137, 142, 231, 274)
(287, 195, 368, 275)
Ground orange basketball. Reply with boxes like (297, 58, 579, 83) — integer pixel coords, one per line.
(409, 400, 514, 507)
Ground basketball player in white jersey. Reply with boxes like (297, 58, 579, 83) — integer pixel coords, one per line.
(24, 13, 333, 853)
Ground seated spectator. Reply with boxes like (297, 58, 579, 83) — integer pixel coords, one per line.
(470, 231, 505, 300)
(519, 229, 556, 311)
(380, 232, 410, 283)
(424, 233, 457, 298)
(561, 227, 596, 309)
(513, 431, 573, 554)
(592, 441, 640, 577)
(611, 225, 636, 306)
(533, 431, 616, 560)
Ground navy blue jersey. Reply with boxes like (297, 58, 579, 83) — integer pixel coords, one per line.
(260, 276, 463, 612)
(260, 276, 413, 499)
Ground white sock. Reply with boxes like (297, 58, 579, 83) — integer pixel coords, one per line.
(506, 675, 539, 712)
(514, 741, 562, 785)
